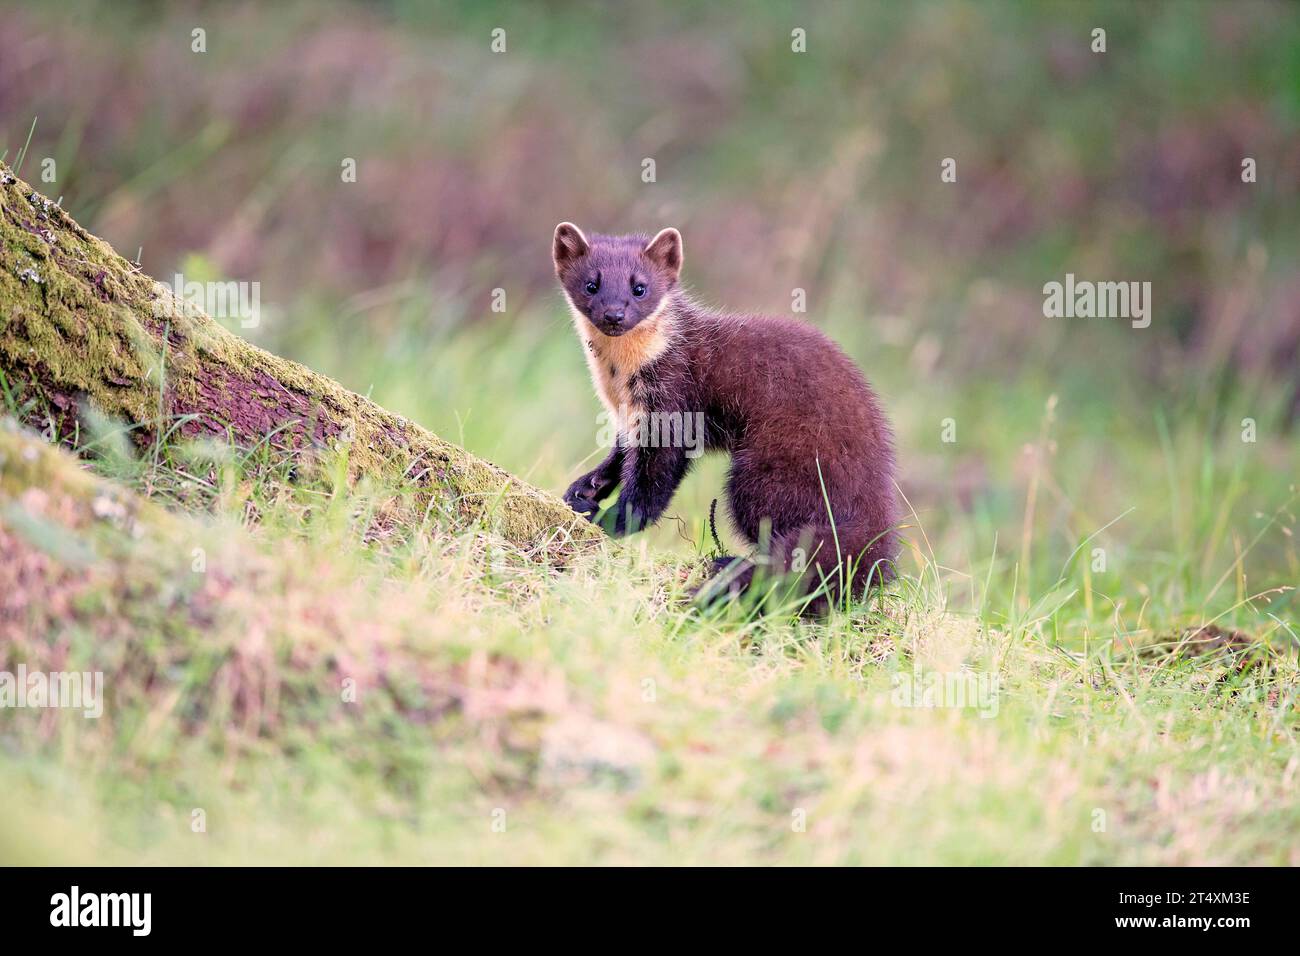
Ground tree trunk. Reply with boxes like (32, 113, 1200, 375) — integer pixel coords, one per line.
(0, 161, 598, 553)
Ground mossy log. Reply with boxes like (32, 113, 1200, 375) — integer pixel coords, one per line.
(0, 162, 598, 553)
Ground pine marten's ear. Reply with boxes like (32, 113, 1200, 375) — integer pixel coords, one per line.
(643, 227, 683, 280)
(553, 222, 589, 269)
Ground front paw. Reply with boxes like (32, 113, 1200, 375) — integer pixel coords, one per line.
(566, 495, 601, 520)
(563, 474, 605, 519)
(596, 502, 647, 538)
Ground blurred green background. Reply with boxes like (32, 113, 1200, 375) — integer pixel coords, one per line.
(3, 0, 1297, 613)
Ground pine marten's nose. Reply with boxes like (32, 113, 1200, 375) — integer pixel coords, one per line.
(603, 307, 625, 322)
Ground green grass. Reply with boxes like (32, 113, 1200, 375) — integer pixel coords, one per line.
(2, 295, 1297, 865)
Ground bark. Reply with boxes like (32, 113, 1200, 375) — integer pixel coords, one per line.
(0, 161, 598, 553)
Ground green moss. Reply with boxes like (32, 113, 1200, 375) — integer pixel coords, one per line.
(0, 161, 600, 553)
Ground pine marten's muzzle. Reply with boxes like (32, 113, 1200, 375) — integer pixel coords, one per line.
(595, 307, 631, 335)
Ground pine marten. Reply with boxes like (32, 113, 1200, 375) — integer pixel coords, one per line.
(554, 222, 899, 608)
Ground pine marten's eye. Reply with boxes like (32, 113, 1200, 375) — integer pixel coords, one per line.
(584, 279, 600, 295)
(631, 281, 647, 298)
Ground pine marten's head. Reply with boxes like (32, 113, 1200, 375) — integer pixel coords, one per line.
(553, 222, 682, 338)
